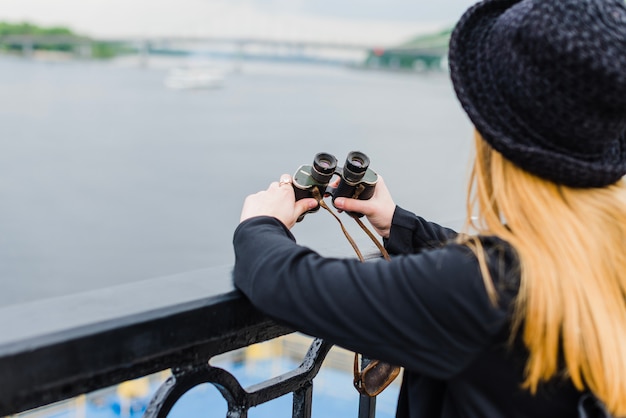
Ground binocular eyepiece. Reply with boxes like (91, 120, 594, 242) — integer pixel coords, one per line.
(293, 151, 378, 219)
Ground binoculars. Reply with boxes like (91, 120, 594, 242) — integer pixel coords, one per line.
(293, 151, 378, 219)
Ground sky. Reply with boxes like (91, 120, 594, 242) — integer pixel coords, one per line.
(1, 0, 477, 45)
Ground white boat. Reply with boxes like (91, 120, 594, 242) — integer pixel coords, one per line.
(164, 66, 224, 90)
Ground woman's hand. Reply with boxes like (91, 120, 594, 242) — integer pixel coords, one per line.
(240, 174, 318, 229)
(332, 175, 396, 238)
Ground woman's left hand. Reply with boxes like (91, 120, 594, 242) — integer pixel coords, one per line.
(239, 174, 318, 229)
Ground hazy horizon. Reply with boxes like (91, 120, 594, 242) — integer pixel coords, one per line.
(2, 0, 476, 45)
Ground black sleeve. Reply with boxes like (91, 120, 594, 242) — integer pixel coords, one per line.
(233, 216, 518, 379)
(384, 206, 459, 255)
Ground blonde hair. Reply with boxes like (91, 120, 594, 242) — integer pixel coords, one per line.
(463, 130, 626, 416)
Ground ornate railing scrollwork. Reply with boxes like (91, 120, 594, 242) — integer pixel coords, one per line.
(144, 338, 333, 418)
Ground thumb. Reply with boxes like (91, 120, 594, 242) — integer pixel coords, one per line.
(295, 198, 318, 217)
(333, 197, 370, 215)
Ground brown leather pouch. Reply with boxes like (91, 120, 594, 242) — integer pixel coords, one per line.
(313, 191, 401, 397)
(353, 354, 401, 397)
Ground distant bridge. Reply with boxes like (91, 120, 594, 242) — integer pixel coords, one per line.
(0, 34, 382, 56)
(0, 34, 447, 67)
(111, 36, 383, 51)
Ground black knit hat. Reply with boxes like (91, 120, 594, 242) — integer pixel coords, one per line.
(449, 0, 626, 188)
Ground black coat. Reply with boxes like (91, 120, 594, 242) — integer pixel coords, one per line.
(232, 206, 581, 417)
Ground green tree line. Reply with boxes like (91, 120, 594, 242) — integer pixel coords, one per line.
(0, 21, 74, 36)
(0, 21, 127, 59)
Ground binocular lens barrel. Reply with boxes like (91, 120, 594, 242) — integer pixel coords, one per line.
(293, 150, 376, 221)
(312, 152, 337, 184)
(342, 151, 370, 183)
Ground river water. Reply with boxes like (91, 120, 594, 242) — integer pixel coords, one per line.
(0, 55, 473, 307)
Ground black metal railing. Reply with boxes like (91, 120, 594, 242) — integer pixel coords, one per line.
(0, 264, 383, 418)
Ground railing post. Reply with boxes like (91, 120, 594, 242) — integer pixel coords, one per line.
(358, 394, 377, 418)
(293, 384, 313, 418)
(357, 357, 377, 418)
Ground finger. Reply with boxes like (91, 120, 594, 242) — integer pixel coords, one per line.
(333, 197, 370, 215)
(295, 198, 318, 217)
(278, 174, 292, 187)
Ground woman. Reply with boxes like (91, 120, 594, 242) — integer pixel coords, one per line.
(233, 0, 626, 416)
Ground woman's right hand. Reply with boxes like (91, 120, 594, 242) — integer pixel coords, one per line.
(333, 175, 396, 238)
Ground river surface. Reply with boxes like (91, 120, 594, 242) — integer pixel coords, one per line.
(0, 55, 473, 307)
